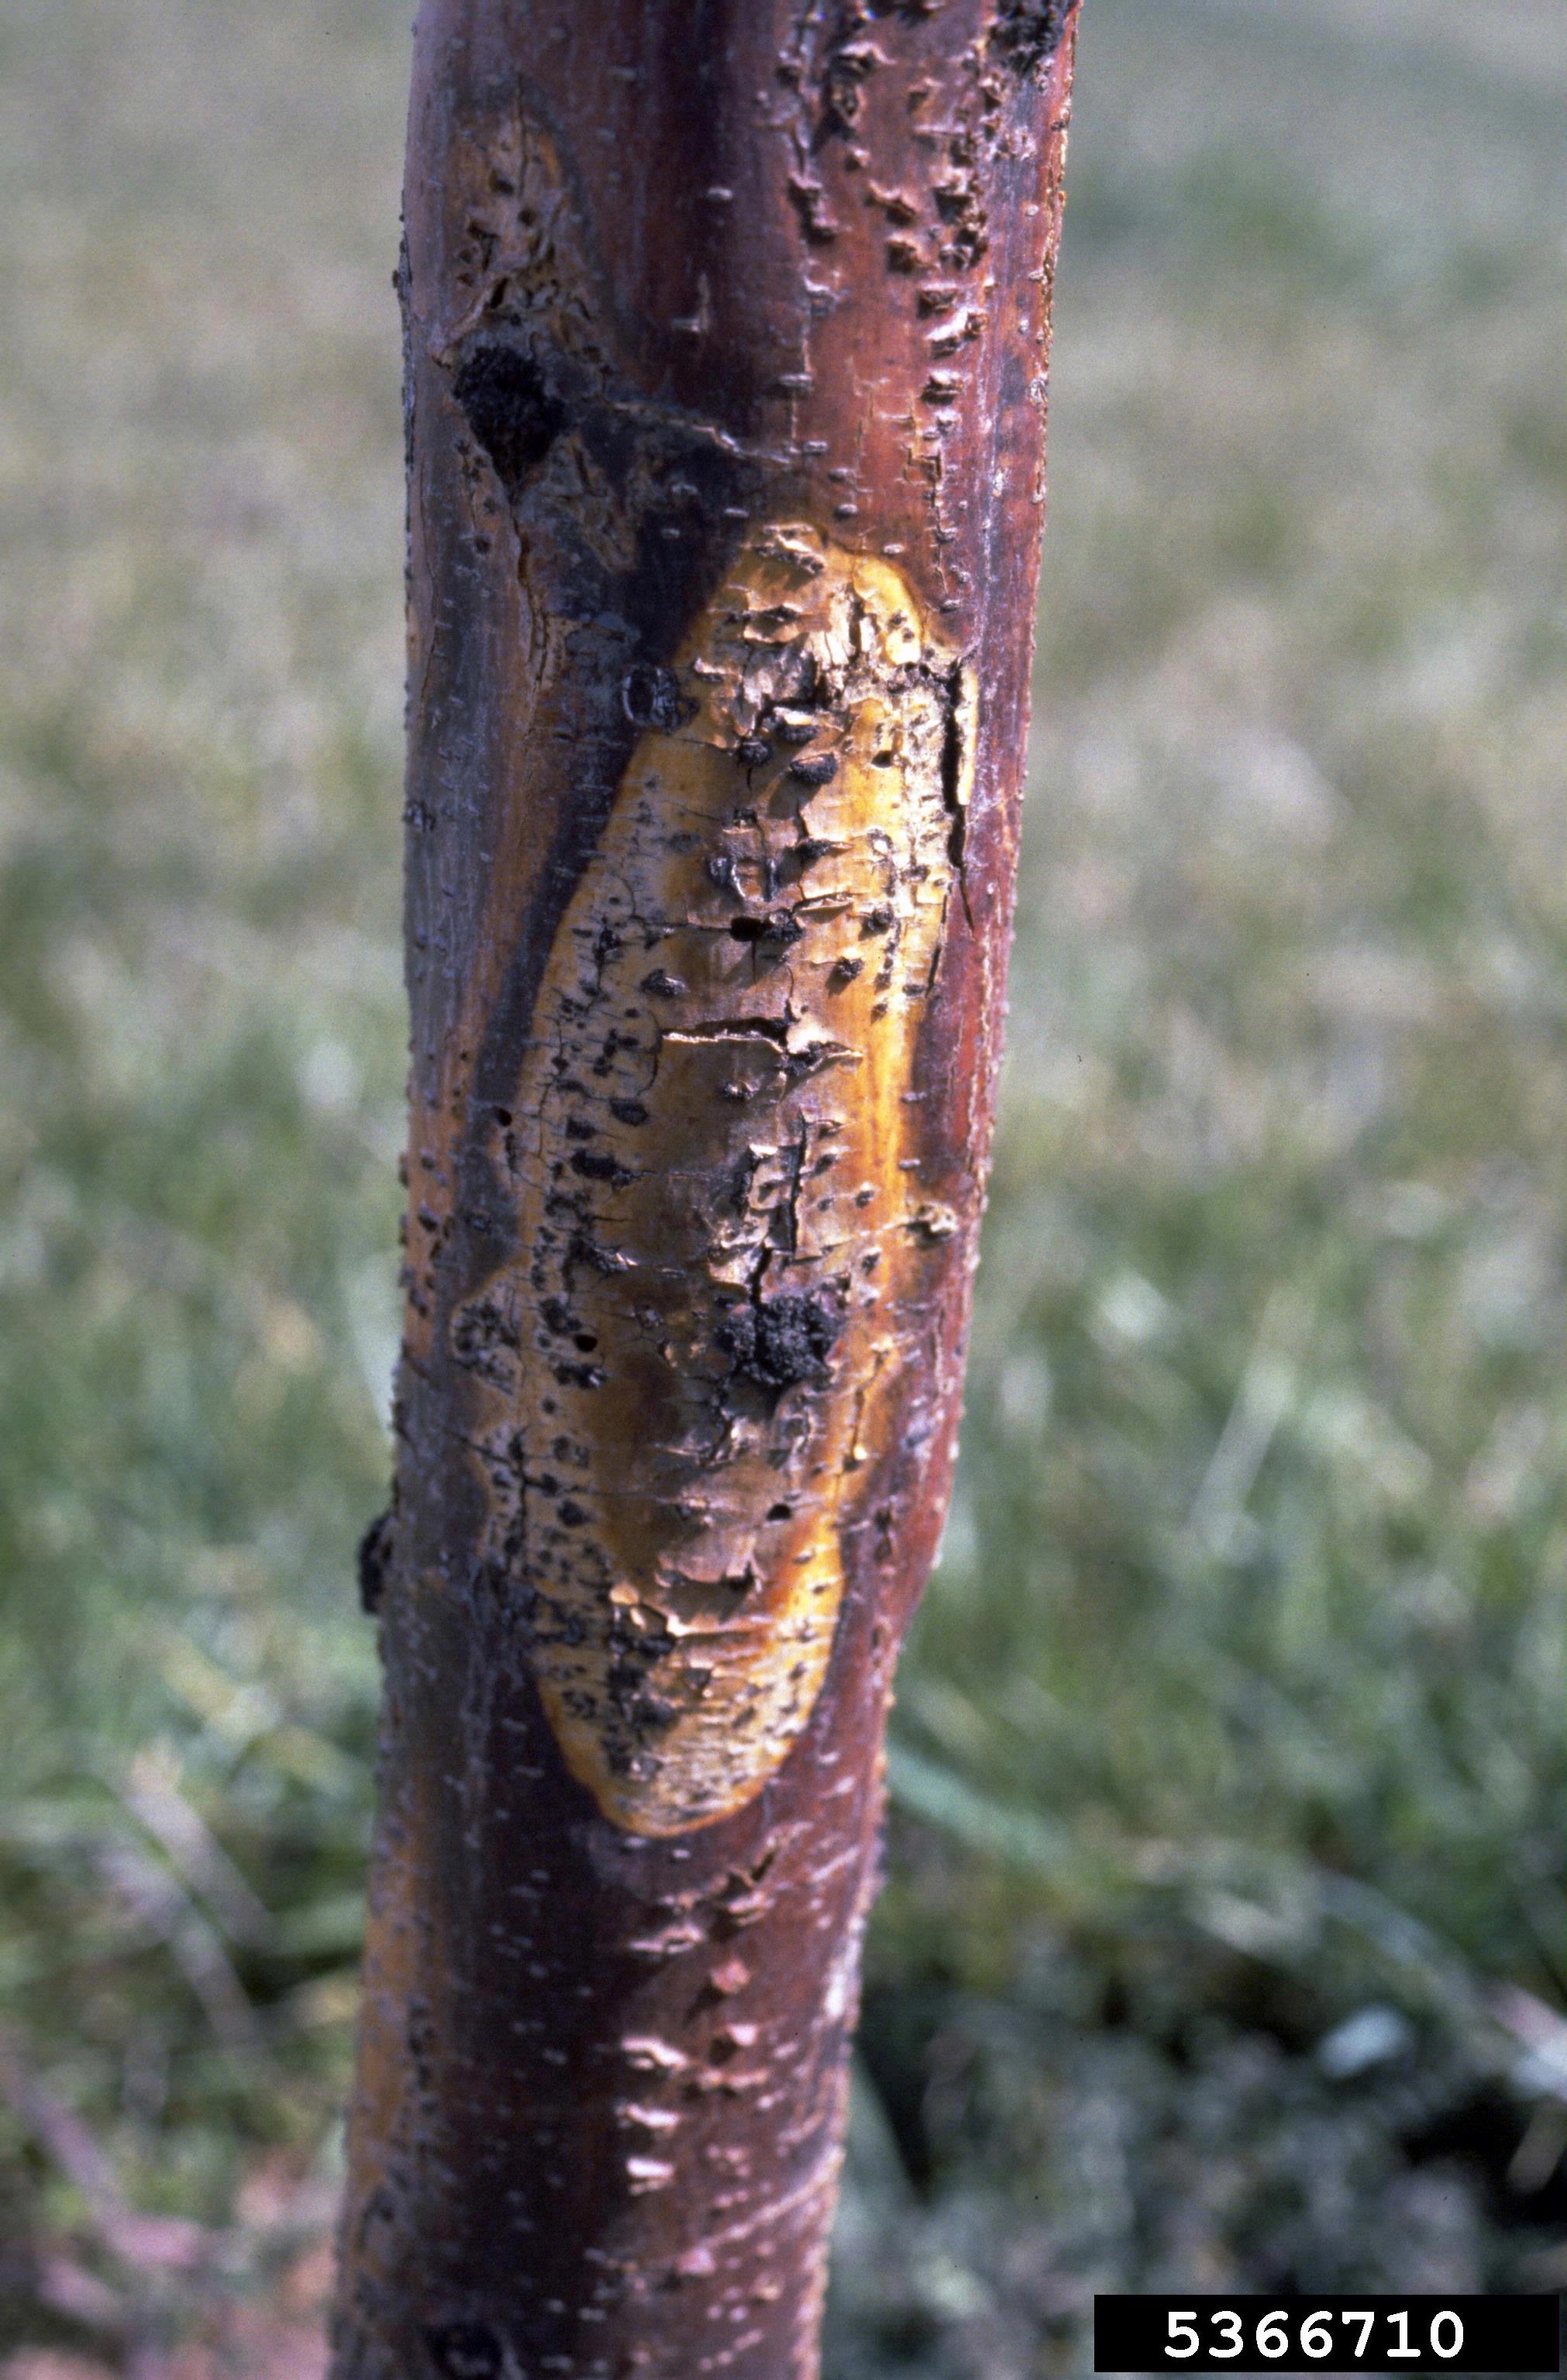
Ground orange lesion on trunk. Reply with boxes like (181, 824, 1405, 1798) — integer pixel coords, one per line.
(451, 522, 974, 1833)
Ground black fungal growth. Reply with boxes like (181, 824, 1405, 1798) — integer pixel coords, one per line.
(622, 662, 688, 731)
(453, 344, 564, 493)
(449, 1290, 522, 1387)
(717, 1293, 839, 1395)
(728, 909, 804, 950)
(988, 0, 1076, 78)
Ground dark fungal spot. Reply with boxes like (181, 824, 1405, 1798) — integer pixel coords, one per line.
(609, 1097, 649, 1126)
(640, 968, 686, 998)
(828, 955, 863, 989)
(631, 1692, 681, 1733)
(570, 1147, 635, 1187)
(450, 1293, 521, 1388)
(728, 909, 804, 949)
(716, 1293, 840, 1395)
(789, 752, 839, 787)
(452, 345, 564, 494)
(990, 0, 1075, 78)
(622, 662, 688, 732)
(781, 1038, 855, 1086)
(734, 735, 770, 766)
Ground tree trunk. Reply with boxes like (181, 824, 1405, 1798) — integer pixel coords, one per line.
(332, 5, 1078, 2373)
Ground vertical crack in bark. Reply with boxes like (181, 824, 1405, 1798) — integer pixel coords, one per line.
(450, 523, 960, 1832)
(938, 655, 979, 931)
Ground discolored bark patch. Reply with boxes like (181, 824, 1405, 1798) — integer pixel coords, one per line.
(452, 524, 975, 1834)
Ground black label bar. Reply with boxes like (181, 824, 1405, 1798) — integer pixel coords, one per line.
(1093, 2294, 1562, 2375)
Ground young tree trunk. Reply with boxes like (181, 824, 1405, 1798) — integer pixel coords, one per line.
(332, 5, 1078, 2373)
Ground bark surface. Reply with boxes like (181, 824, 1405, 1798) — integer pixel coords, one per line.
(334, 5, 1078, 2374)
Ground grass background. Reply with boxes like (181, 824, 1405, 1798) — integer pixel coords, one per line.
(0, 0, 1562, 2371)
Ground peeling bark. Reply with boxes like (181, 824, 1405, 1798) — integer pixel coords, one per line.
(333, 5, 1079, 2375)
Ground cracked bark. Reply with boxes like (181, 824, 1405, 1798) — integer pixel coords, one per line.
(333, 5, 1079, 2375)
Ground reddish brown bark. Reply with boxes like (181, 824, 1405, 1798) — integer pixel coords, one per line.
(332, 5, 1078, 2374)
